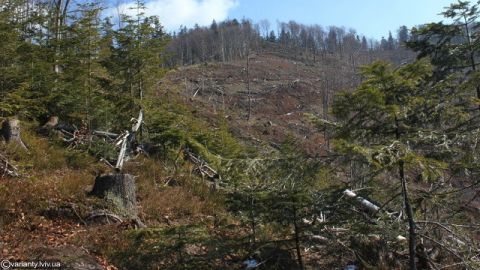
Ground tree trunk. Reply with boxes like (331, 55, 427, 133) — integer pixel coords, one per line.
(246, 53, 252, 121)
(250, 194, 256, 245)
(400, 160, 417, 270)
(395, 115, 417, 270)
(89, 173, 138, 217)
(1, 118, 28, 150)
(292, 204, 304, 270)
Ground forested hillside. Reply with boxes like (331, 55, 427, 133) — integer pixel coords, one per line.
(165, 18, 414, 67)
(1, 1, 480, 270)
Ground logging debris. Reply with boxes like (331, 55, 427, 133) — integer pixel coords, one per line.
(183, 147, 220, 190)
(343, 189, 398, 219)
(40, 111, 145, 171)
(0, 153, 19, 177)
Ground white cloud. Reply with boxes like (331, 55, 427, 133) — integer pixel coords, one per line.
(108, 0, 238, 31)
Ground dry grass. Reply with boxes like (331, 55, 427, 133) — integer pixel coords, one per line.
(0, 121, 236, 269)
(141, 186, 216, 221)
(124, 158, 223, 225)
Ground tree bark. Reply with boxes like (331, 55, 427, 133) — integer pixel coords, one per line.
(1, 118, 28, 150)
(89, 173, 138, 217)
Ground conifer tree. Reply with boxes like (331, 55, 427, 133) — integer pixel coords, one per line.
(0, 0, 54, 118)
(0, 1, 26, 116)
(268, 30, 276, 42)
(407, 1, 479, 82)
(329, 59, 474, 269)
(52, 2, 110, 127)
(387, 31, 395, 50)
(107, 2, 168, 127)
(397, 25, 409, 45)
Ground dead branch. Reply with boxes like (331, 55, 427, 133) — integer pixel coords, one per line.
(100, 158, 115, 169)
(115, 110, 143, 171)
(58, 121, 91, 149)
(183, 148, 219, 181)
(92, 130, 119, 140)
(418, 233, 470, 268)
(63, 202, 87, 226)
(115, 131, 129, 170)
(0, 153, 19, 177)
(416, 220, 470, 247)
(131, 110, 143, 133)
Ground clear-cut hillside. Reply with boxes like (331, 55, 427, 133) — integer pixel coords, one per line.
(160, 52, 369, 155)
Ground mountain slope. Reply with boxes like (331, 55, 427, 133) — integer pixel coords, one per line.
(160, 52, 366, 155)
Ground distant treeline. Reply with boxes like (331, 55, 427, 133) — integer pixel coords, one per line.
(165, 19, 412, 66)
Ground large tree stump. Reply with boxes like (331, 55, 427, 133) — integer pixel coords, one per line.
(1, 118, 27, 150)
(89, 173, 138, 217)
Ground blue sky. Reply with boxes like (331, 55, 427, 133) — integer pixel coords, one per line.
(108, 0, 457, 39)
(229, 0, 455, 39)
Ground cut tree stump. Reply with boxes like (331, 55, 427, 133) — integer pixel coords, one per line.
(89, 173, 138, 217)
(1, 118, 27, 150)
(38, 116, 59, 136)
(42, 116, 59, 129)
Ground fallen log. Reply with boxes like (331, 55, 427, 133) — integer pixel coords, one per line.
(343, 189, 401, 222)
(183, 148, 219, 190)
(183, 148, 219, 180)
(343, 189, 380, 214)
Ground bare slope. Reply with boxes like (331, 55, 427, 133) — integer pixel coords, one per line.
(160, 52, 364, 155)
